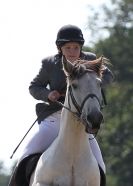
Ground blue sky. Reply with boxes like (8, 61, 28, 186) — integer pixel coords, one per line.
(0, 0, 110, 172)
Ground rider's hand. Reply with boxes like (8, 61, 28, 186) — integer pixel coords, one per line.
(48, 90, 61, 102)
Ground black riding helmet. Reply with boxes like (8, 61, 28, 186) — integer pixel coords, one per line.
(56, 24, 85, 48)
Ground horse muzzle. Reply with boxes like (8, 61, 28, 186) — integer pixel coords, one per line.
(81, 109, 103, 134)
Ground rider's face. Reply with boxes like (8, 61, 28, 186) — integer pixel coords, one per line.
(61, 42, 81, 63)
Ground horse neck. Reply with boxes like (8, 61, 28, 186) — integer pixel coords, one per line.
(58, 106, 91, 155)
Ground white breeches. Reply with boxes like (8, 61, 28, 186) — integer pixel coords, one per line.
(19, 111, 106, 173)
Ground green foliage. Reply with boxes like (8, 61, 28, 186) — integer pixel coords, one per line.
(0, 161, 10, 186)
(87, 0, 133, 185)
(0, 174, 10, 186)
(98, 83, 133, 185)
(88, 0, 133, 83)
(94, 28, 133, 83)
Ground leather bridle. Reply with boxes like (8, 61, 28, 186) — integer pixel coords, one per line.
(68, 86, 103, 118)
(56, 85, 103, 134)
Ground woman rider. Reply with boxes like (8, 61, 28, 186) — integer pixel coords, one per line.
(9, 24, 113, 186)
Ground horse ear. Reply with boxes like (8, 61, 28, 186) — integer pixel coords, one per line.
(62, 55, 74, 75)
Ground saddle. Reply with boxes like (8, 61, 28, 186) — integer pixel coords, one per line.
(9, 153, 106, 186)
(9, 153, 41, 186)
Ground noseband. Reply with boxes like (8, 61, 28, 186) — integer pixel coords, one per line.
(68, 86, 103, 118)
(55, 85, 103, 135)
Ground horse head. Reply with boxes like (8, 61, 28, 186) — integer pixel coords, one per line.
(62, 56, 107, 134)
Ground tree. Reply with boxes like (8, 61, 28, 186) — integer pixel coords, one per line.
(86, 0, 133, 185)
(0, 161, 10, 186)
(88, 0, 133, 83)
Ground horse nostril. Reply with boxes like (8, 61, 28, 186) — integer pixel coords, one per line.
(87, 111, 103, 128)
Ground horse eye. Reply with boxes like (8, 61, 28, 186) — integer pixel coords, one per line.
(72, 83, 78, 89)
